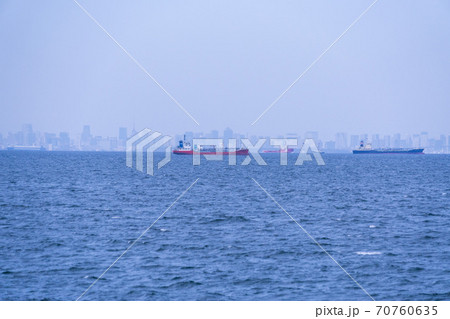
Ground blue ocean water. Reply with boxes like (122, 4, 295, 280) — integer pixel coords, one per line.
(0, 152, 449, 301)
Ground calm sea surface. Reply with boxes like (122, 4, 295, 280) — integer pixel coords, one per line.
(0, 152, 449, 300)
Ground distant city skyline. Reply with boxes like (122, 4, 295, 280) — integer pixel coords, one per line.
(1, 123, 449, 145)
(1, 123, 449, 153)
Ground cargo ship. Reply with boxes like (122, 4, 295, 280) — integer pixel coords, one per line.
(353, 141, 424, 154)
(263, 148, 294, 153)
(173, 139, 249, 155)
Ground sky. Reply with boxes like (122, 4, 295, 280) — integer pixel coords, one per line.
(0, 0, 449, 140)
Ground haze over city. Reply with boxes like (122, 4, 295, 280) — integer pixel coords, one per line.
(2, 123, 449, 153)
(1, 0, 449, 139)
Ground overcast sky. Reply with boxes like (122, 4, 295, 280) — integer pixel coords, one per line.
(1, 0, 449, 139)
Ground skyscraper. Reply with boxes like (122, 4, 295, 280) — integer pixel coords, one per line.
(420, 132, 429, 148)
(335, 132, 348, 150)
(448, 135, 450, 153)
(81, 125, 92, 150)
(59, 132, 70, 150)
(371, 134, 380, 148)
(22, 123, 35, 146)
(223, 127, 233, 145)
(119, 127, 127, 141)
(81, 125, 91, 142)
(439, 135, 446, 153)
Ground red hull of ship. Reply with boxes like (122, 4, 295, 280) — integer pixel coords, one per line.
(173, 149, 249, 155)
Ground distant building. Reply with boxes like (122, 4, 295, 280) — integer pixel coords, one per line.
(184, 131, 194, 144)
(393, 133, 401, 148)
(383, 135, 391, 148)
(223, 127, 233, 139)
(14, 131, 24, 146)
(412, 134, 420, 148)
(448, 135, 450, 153)
(371, 134, 380, 148)
(223, 127, 233, 145)
(22, 123, 35, 146)
(439, 135, 446, 153)
(350, 135, 359, 149)
(420, 132, 428, 148)
(59, 132, 70, 150)
(81, 125, 92, 150)
(335, 132, 348, 150)
(130, 126, 137, 137)
(109, 137, 118, 151)
(405, 135, 413, 148)
(44, 132, 57, 150)
(81, 125, 91, 143)
(117, 127, 127, 151)
(118, 127, 127, 140)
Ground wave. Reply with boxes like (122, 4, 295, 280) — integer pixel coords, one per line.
(356, 251, 382, 255)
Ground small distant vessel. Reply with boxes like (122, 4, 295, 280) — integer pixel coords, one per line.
(353, 140, 424, 154)
(6, 146, 46, 151)
(263, 148, 294, 153)
(173, 139, 249, 155)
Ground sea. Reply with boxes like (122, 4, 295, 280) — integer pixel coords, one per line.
(0, 151, 449, 300)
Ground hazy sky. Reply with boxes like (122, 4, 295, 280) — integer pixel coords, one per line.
(1, 0, 449, 139)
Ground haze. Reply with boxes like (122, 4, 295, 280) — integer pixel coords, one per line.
(1, 0, 449, 140)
